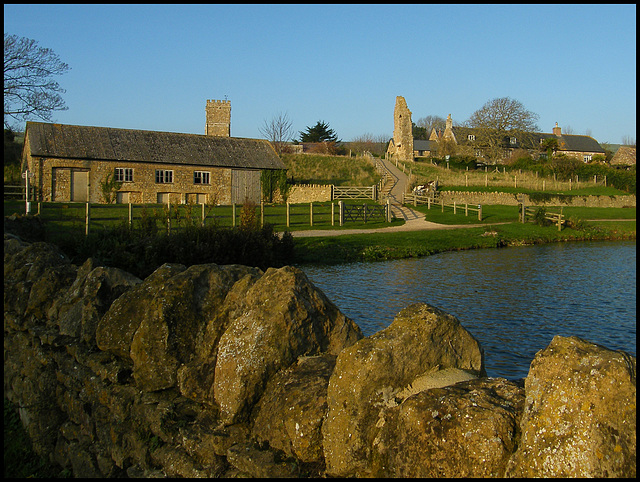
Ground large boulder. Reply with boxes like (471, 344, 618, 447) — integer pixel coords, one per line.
(129, 263, 261, 392)
(52, 259, 142, 345)
(322, 303, 486, 477)
(213, 266, 363, 424)
(252, 354, 336, 463)
(506, 336, 636, 477)
(4, 235, 76, 322)
(370, 377, 524, 477)
(96, 263, 188, 359)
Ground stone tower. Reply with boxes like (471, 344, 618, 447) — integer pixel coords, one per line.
(205, 99, 231, 137)
(392, 96, 414, 162)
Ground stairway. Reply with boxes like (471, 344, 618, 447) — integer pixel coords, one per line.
(378, 157, 423, 222)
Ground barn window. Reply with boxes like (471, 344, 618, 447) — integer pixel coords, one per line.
(194, 171, 210, 184)
(114, 167, 133, 182)
(155, 169, 173, 184)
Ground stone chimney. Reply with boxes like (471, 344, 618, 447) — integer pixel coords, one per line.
(553, 122, 562, 137)
(205, 99, 231, 137)
(443, 113, 456, 142)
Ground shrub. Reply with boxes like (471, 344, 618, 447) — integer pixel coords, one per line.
(532, 207, 551, 226)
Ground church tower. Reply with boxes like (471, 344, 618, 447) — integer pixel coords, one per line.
(392, 96, 414, 162)
(205, 99, 231, 137)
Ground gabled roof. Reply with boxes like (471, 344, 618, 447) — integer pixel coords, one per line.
(610, 145, 636, 166)
(444, 126, 605, 154)
(413, 139, 433, 151)
(536, 133, 606, 154)
(24, 122, 285, 170)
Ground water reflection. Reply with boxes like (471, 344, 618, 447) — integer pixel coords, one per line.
(302, 240, 636, 380)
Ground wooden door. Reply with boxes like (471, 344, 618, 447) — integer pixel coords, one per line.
(231, 169, 261, 204)
(70, 170, 89, 202)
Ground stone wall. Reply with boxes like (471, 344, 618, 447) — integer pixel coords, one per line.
(437, 191, 636, 208)
(273, 184, 333, 204)
(27, 155, 232, 205)
(3, 234, 636, 478)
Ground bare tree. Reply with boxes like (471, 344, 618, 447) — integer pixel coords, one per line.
(259, 112, 294, 155)
(467, 97, 539, 132)
(4, 33, 70, 129)
(348, 133, 390, 157)
(416, 115, 446, 136)
(621, 135, 635, 146)
(466, 97, 540, 161)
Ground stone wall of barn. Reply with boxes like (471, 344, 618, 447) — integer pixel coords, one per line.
(25, 155, 234, 205)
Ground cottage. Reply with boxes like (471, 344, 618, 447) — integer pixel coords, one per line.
(21, 100, 285, 205)
(427, 117, 606, 163)
(386, 97, 607, 163)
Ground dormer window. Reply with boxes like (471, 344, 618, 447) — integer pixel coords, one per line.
(510, 137, 517, 146)
(467, 134, 476, 141)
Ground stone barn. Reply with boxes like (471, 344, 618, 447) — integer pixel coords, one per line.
(20, 100, 285, 205)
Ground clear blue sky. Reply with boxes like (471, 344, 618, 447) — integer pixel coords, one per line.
(4, 4, 636, 144)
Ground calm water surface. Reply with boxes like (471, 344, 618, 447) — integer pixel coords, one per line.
(301, 240, 636, 379)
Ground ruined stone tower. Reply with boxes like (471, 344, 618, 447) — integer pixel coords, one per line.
(391, 96, 414, 162)
(205, 99, 231, 137)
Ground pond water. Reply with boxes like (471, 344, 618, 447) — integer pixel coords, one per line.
(301, 240, 636, 380)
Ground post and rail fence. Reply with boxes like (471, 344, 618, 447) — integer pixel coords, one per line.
(4, 199, 393, 237)
(403, 191, 483, 221)
(517, 194, 565, 231)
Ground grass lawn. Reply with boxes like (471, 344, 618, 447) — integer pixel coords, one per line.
(292, 216, 636, 265)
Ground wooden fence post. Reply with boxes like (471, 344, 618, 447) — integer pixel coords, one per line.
(331, 202, 335, 226)
(85, 202, 90, 236)
(167, 201, 171, 234)
(261, 201, 264, 227)
(310, 202, 313, 227)
(128, 203, 133, 227)
(339, 200, 344, 226)
(286, 202, 290, 227)
(453, 202, 457, 214)
(201, 203, 206, 226)
(441, 197, 444, 212)
(465, 203, 468, 216)
(387, 198, 391, 222)
(232, 203, 236, 227)
(478, 205, 482, 221)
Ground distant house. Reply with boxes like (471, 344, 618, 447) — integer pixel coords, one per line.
(426, 116, 606, 163)
(21, 100, 285, 204)
(413, 139, 435, 158)
(610, 145, 636, 167)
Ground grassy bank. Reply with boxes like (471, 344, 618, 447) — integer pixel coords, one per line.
(292, 219, 636, 265)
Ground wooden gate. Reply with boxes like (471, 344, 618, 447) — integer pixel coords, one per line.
(342, 203, 388, 223)
(232, 169, 261, 204)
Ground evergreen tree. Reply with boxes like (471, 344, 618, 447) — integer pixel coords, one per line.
(298, 120, 339, 143)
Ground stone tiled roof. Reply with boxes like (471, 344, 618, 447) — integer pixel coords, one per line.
(413, 139, 433, 152)
(24, 122, 285, 170)
(610, 145, 636, 166)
